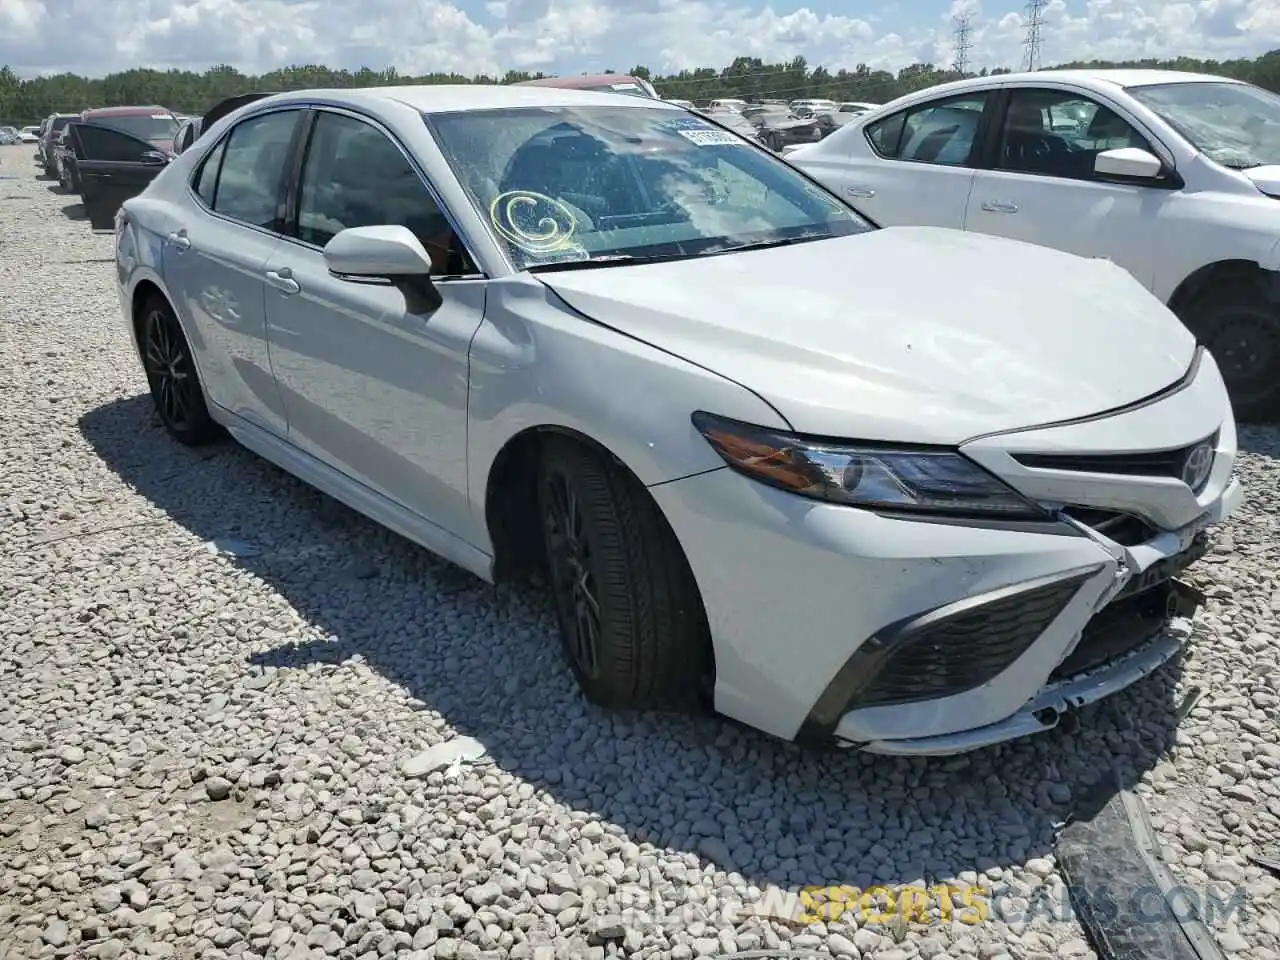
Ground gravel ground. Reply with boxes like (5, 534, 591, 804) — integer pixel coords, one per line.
(1, 139, 1279, 960)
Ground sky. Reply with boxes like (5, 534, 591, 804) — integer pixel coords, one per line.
(2, 0, 1279, 84)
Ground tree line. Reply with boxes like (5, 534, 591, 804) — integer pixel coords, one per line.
(2, 48, 1279, 127)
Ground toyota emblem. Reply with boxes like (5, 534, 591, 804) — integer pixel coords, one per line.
(1181, 442, 1214, 491)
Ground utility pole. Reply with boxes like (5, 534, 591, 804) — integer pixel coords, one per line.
(1022, 0, 1047, 71)
(952, 11, 974, 75)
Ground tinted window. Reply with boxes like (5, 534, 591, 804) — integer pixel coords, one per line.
(295, 111, 477, 274)
(866, 93, 988, 165)
(193, 137, 227, 206)
(74, 125, 153, 162)
(90, 113, 180, 143)
(996, 88, 1150, 180)
(211, 110, 300, 231)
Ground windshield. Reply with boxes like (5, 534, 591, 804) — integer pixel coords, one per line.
(1129, 80, 1280, 169)
(49, 116, 73, 133)
(425, 104, 870, 270)
(91, 113, 179, 142)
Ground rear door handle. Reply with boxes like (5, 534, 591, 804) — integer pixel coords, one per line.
(265, 267, 300, 296)
(167, 230, 190, 250)
(981, 200, 1018, 214)
(845, 185, 876, 198)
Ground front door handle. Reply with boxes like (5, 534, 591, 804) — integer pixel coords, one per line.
(981, 200, 1019, 214)
(265, 268, 301, 296)
(167, 229, 190, 251)
(845, 185, 876, 199)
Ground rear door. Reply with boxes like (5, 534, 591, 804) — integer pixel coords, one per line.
(73, 123, 169, 229)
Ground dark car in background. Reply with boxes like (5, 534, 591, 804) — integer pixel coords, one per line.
(38, 113, 78, 176)
(79, 105, 182, 154)
(742, 104, 826, 151)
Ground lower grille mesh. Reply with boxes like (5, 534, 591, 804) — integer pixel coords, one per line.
(850, 574, 1088, 710)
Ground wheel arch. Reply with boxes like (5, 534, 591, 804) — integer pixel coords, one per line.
(1166, 258, 1280, 315)
(484, 423, 653, 583)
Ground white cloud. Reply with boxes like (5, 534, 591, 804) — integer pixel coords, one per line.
(1, 0, 1279, 82)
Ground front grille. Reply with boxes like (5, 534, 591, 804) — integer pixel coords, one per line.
(847, 574, 1089, 710)
(1013, 430, 1218, 493)
(1062, 506, 1157, 547)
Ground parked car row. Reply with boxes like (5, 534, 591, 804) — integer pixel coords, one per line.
(32, 105, 185, 228)
(110, 81, 1240, 756)
(782, 68, 1280, 421)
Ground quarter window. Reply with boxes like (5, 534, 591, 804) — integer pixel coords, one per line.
(192, 137, 227, 206)
(994, 88, 1152, 180)
(294, 111, 476, 274)
(865, 93, 988, 166)
(209, 110, 301, 231)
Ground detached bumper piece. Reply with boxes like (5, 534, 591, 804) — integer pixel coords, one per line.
(1056, 775, 1227, 960)
(797, 570, 1093, 743)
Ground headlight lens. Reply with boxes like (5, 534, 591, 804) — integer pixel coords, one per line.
(691, 412, 1046, 519)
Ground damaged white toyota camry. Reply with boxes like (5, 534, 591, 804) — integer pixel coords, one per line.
(114, 84, 1242, 756)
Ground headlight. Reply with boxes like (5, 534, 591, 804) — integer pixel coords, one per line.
(691, 412, 1046, 519)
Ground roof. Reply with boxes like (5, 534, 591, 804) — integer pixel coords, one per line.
(256, 84, 681, 114)
(516, 74, 646, 88)
(83, 105, 174, 118)
(1005, 68, 1241, 87)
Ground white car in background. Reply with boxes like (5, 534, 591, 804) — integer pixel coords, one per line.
(789, 69, 1280, 421)
(115, 83, 1239, 755)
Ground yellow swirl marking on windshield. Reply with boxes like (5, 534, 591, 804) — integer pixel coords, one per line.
(489, 191, 580, 254)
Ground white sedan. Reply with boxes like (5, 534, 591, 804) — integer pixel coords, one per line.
(114, 83, 1240, 755)
(788, 68, 1280, 422)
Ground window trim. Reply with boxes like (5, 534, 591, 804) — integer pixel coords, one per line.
(864, 90, 996, 168)
(184, 105, 310, 239)
(978, 84, 1186, 190)
(278, 105, 487, 281)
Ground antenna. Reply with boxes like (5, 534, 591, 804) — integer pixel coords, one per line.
(1022, 0, 1047, 71)
(952, 11, 974, 75)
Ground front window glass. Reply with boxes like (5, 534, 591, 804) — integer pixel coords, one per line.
(1129, 81, 1280, 169)
(425, 105, 871, 271)
(93, 114, 180, 143)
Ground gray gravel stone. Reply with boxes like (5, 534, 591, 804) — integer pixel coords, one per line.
(0, 142, 1277, 960)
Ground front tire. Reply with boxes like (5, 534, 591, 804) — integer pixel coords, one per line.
(139, 297, 223, 446)
(537, 436, 710, 711)
(1178, 284, 1280, 423)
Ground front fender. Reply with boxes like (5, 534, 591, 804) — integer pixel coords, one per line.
(465, 274, 787, 553)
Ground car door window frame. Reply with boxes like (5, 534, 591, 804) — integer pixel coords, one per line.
(278, 106, 487, 281)
(185, 106, 309, 238)
(863, 89, 998, 168)
(975, 85, 1185, 189)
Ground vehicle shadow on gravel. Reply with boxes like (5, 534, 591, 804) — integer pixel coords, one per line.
(1237, 424, 1280, 458)
(59, 202, 86, 221)
(80, 394, 1188, 899)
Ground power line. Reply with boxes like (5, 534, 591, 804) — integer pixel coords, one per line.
(1022, 0, 1048, 71)
(952, 11, 974, 75)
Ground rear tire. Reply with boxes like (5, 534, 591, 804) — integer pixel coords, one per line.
(138, 297, 223, 446)
(537, 436, 711, 711)
(1177, 284, 1280, 423)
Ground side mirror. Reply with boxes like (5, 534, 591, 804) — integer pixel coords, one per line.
(324, 225, 434, 278)
(324, 225, 440, 308)
(1094, 147, 1163, 180)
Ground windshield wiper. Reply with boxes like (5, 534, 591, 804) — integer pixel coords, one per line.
(711, 233, 831, 255)
(528, 253, 692, 273)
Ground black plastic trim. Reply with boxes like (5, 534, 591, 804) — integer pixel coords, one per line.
(795, 566, 1101, 744)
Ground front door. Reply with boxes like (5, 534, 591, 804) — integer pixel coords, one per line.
(963, 86, 1173, 291)
(72, 123, 169, 229)
(263, 108, 487, 541)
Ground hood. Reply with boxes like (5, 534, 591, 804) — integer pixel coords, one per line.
(536, 227, 1197, 444)
(1242, 165, 1280, 198)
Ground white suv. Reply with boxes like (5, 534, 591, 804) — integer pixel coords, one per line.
(788, 69, 1280, 421)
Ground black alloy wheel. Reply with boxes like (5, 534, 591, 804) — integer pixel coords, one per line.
(140, 298, 222, 445)
(541, 467, 603, 682)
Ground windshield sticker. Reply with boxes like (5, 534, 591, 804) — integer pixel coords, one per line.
(677, 128, 742, 146)
(489, 191, 584, 256)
